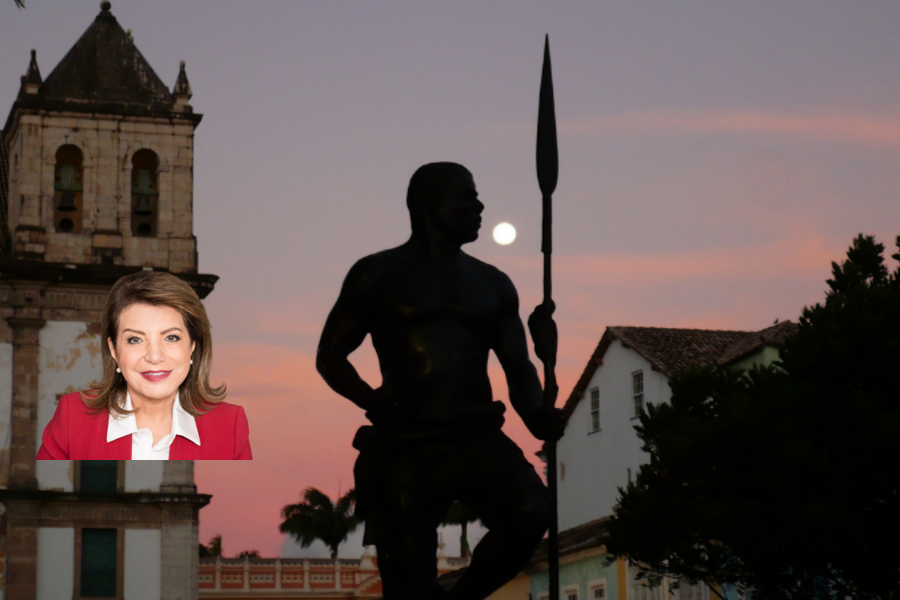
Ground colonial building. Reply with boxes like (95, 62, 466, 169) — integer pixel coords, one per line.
(0, 2, 217, 598)
(524, 321, 796, 600)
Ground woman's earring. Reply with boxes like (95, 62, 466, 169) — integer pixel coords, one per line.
(116, 365, 121, 373)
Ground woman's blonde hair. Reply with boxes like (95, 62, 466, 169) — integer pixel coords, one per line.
(83, 270, 226, 417)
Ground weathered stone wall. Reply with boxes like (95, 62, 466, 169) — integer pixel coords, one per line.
(5, 112, 197, 272)
(162, 514, 200, 600)
(0, 343, 13, 488)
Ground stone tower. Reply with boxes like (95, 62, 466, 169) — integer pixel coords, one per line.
(0, 3, 217, 599)
(0, 1, 208, 275)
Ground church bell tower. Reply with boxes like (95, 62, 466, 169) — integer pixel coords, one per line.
(0, 3, 216, 598)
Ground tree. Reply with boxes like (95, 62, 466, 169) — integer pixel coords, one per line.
(604, 234, 900, 600)
(199, 534, 223, 558)
(279, 487, 359, 560)
(441, 500, 479, 557)
(237, 550, 260, 559)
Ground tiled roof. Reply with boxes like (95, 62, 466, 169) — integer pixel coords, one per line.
(530, 517, 609, 563)
(560, 322, 796, 424)
(38, 5, 172, 109)
(610, 326, 749, 378)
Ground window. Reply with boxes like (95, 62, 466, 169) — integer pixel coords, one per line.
(81, 528, 117, 597)
(54, 145, 83, 233)
(632, 370, 644, 417)
(80, 461, 117, 493)
(563, 585, 579, 600)
(589, 387, 600, 432)
(131, 149, 159, 237)
(588, 579, 607, 600)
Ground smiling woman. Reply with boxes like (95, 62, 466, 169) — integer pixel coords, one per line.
(36, 271, 252, 460)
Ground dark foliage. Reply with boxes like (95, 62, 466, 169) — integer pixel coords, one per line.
(199, 534, 222, 558)
(279, 487, 359, 560)
(604, 234, 900, 599)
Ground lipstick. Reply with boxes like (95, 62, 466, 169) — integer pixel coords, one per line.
(140, 370, 172, 382)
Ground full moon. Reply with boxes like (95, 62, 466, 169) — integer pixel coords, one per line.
(492, 222, 517, 245)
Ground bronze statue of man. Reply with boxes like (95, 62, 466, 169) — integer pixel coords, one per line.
(317, 162, 564, 600)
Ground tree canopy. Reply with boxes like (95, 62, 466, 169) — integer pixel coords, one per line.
(279, 487, 359, 560)
(199, 534, 223, 558)
(604, 234, 900, 599)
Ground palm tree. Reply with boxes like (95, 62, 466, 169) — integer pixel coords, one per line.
(237, 550, 260, 558)
(442, 501, 479, 557)
(199, 534, 223, 558)
(279, 487, 359, 560)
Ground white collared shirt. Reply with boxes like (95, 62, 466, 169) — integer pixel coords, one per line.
(107, 391, 201, 460)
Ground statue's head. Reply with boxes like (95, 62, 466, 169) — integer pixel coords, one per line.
(407, 162, 483, 244)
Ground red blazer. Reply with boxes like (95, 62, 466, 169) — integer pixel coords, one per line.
(36, 392, 252, 460)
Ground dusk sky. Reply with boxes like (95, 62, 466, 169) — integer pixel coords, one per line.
(3, 1, 899, 557)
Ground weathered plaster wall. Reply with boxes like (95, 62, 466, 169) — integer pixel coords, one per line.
(36, 526, 74, 600)
(125, 528, 162, 600)
(125, 462, 164, 492)
(35, 460, 73, 492)
(36, 321, 101, 481)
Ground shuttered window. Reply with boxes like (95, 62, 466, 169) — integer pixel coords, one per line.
(80, 461, 117, 493)
(81, 528, 117, 597)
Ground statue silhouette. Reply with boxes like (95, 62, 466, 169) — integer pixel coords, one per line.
(317, 162, 564, 600)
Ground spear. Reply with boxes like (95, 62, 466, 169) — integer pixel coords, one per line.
(536, 34, 560, 600)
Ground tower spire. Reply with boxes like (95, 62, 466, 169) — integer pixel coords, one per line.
(23, 49, 42, 94)
(173, 60, 193, 111)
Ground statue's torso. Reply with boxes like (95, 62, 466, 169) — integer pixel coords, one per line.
(365, 249, 508, 424)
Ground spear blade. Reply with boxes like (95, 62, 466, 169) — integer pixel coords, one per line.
(536, 35, 558, 199)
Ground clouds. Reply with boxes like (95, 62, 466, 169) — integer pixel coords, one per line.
(564, 110, 900, 151)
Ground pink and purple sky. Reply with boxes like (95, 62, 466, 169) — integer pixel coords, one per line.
(3, 1, 899, 557)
